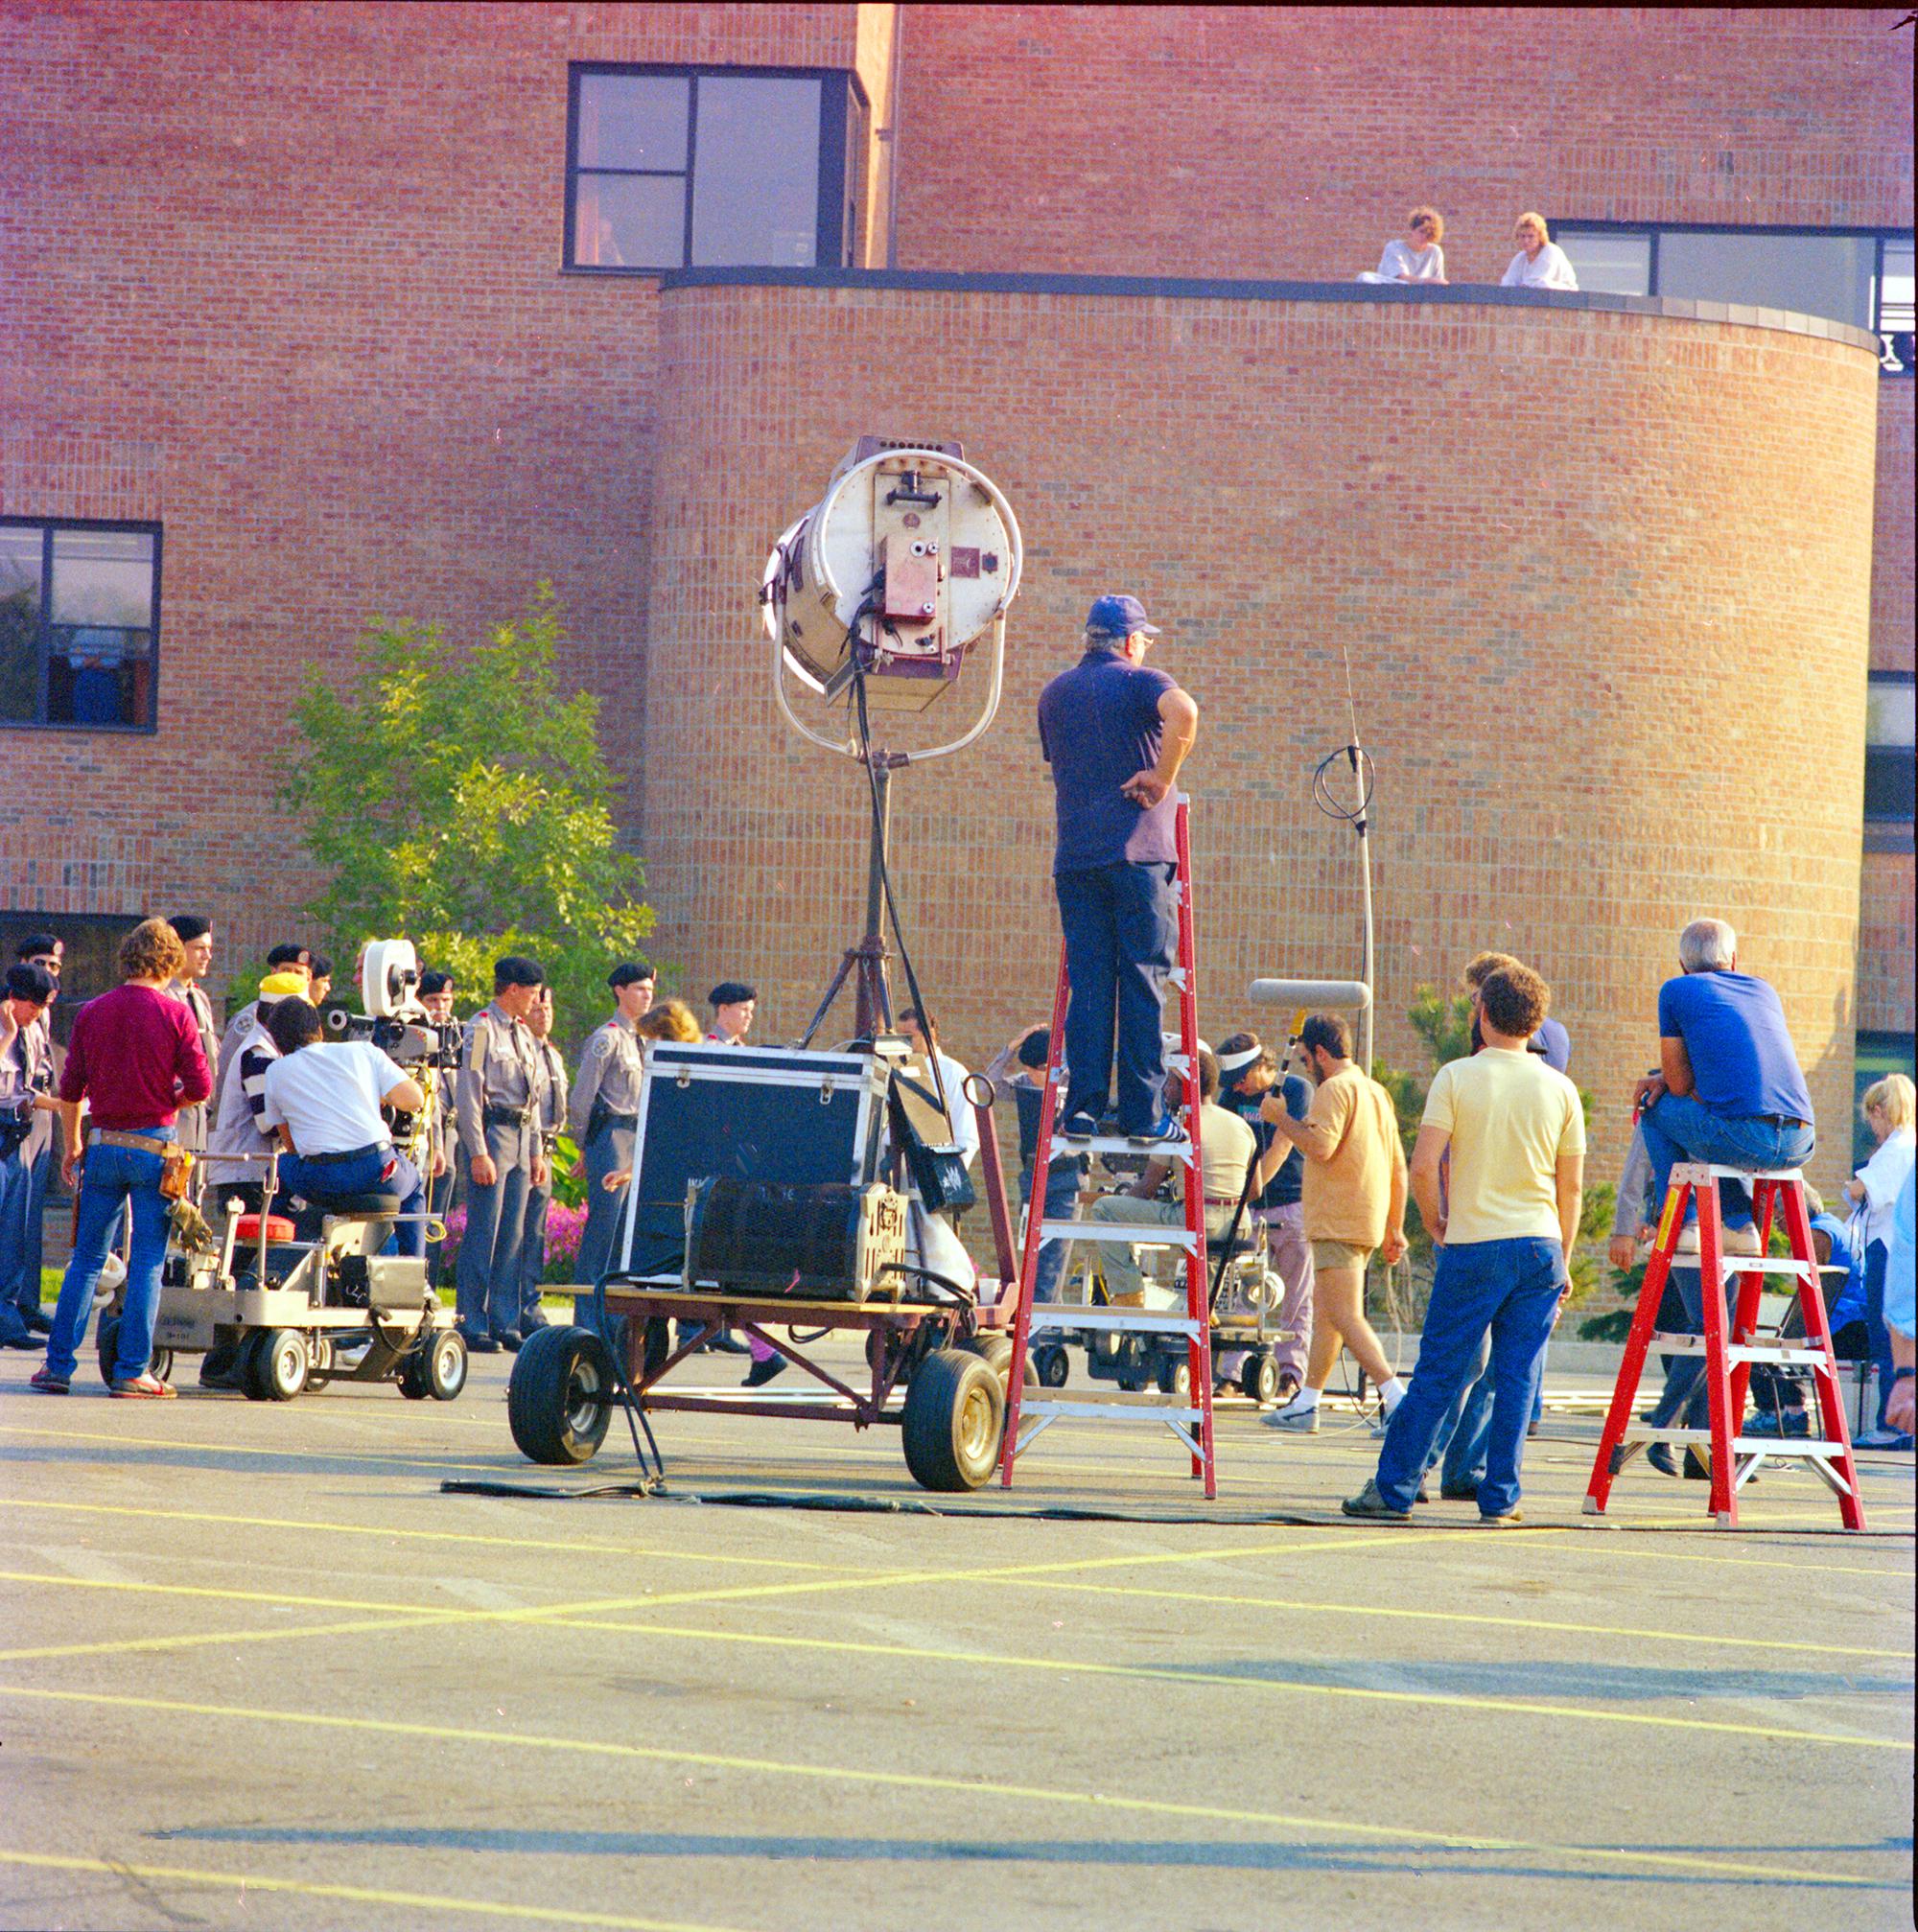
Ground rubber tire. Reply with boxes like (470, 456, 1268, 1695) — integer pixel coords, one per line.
(507, 1324, 615, 1466)
(238, 1329, 275, 1401)
(901, 1346, 1005, 1493)
(397, 1340, 433, 1400)
(95, 1313, 121, 1387)
(258, 1328, 309, 1402)
(424, 1327, 467, 1401)
(1242, 1351, 1279, 1405)
(1157, 1353, 1192, 1397)
(149, 1348, 174, 1384)
(1034, 1342, 1070, 1388)
(967, 1333, 1039, 1392)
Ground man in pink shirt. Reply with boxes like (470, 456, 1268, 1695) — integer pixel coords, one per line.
(32, 919, 211, 1397)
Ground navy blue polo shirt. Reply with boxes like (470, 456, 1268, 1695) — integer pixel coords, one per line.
(1228, 1074, 1310, 1211)
(1037, 649, 1180, 873)
(1655, 970, 1813, 1122)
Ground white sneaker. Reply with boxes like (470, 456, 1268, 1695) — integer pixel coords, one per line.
(1263, 1403, 1319, 1433)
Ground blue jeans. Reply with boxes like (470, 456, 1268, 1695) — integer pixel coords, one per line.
(1425, 1333, 1494, 1491)
(1019, 1160, 1081, 1303)
(45, 1130, 175, 1383)
(1055, 861, 1178, 1135)
(1638, 1095, 1814, 1232)
(1862, 1240, 1898, 1432)
(1645, 1266, 1719, 1430)
(1375, 1237, 1563, 1516)
(5, 1144, 52, 1322)
(0, 1150, 32, 1344)
(277, 1145, 425, 1258)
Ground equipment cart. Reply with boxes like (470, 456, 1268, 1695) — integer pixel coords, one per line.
(505, 1038, 1027, 1491)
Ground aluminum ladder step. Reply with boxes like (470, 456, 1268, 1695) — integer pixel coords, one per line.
(1039, 1220, 1199, 1248)
(1025, 1307, 1203, 1335)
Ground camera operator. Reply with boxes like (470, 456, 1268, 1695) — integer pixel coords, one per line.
(257, 998, 428, 1255)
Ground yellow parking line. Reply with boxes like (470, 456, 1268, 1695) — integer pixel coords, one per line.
(0, 1570, 465, 1618)
(0, 1848, 736, 1931)
(0, 1687, 1889, 1890)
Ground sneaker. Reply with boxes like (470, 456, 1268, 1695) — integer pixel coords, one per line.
(1368, 1405, 1398, 1436)
(110, 1373, 177, 1400)
(29, 1367, 70, 1395)
(707, 1331, 751, 1356)
(1646, 1442, 1679, 1477)
(1059, 1112, 1100, 1141)
(1341, 1478, 1411, 1522)
(1476, 1508, 1523, 1527)
(1263, 1401, 1319, 1433)
(1, 1331, 41, 1351)
(464, 1333, 502, 1355)
(1126, 1113, 1184, 1147)
(742, 1356, 787, 1389)
(1744, 1408, 1811, 1439)
(1854, 1427, 1916, 1451)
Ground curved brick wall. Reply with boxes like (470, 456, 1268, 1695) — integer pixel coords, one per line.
(639, 282, 1880, 1186)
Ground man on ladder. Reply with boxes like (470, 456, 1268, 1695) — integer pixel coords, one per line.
(1037, 594, 1199, 1144)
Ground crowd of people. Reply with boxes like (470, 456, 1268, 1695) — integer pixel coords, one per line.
(2, 584, 1911, 1502)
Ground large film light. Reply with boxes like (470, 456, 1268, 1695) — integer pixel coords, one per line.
(761, 437, 1023, 721)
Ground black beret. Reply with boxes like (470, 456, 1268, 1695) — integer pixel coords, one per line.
(708, 981, 757, 1008)
(168, 916, 212, 943)
(494, 955, 546, 989)
(608, 960, 656, 989)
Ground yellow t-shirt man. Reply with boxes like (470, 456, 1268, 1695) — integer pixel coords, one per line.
(1422, 1047, 1585, 1245)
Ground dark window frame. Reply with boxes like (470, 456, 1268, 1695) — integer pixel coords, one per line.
(1550, 218, 1914, 375)
(1865, 667, 1915, 828)
(0, 514, 163, 736)
(563, 62, 866, 275)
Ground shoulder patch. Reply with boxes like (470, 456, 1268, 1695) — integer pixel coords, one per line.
(592, 1036, 611, 1058)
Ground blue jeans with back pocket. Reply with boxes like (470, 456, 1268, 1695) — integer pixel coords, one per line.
(44, 1130, 175, 1383)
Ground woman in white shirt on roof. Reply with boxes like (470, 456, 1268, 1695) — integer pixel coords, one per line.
(1501, 212, 1579, 291)
(1359, 207, 1447, 285)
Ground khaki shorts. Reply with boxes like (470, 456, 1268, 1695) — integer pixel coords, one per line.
(1310, 1239, 1373, 1273)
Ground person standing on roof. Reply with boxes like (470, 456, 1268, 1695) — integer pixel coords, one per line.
(1037, 593, 1199, 1146)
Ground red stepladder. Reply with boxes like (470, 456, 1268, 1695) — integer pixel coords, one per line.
(1584, 1163, 1865, 1530)
(1000, 798, 1217, 1497)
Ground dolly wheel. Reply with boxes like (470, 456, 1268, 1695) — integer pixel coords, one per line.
(1242, 1350, 1279, 1405)
(1033, 1342, 1070, 1388)
(423, 1327, 467, 1401)
(1157, 1353, 1192, 1397)
(237, 1329, 275, 1401)
(965, 1332, 1039, 1394)
(258, 1328, 309, 1402)
(95, 1314, 122, 1388)
(507, 1324, 614, 1466)
(901, 1347, 1004, 1492)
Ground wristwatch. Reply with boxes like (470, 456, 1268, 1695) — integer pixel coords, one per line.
(1892, 1366, 1915, 1385)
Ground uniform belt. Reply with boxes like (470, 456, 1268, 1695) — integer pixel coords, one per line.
(600, 1111, 638, 1131)
(482, 1105, 533, 1128)
(91, 1129, 175, 1155)
(302, 1141, 390, 1166)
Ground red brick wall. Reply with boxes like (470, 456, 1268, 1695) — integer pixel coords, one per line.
(638, 283, 1880, 1191)
(0, 1, 875, 974)
(897, 7, 1913, 281)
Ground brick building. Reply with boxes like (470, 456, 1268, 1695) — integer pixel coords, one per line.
(1, 3, 1911, 1190)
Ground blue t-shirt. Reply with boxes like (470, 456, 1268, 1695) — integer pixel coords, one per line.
(1228, 1075, 1309, 1210)
(1655, 970, 1813, 1123)
(1812, 1211, 1865, 1332)
(1037, 649, 1179, 873)
(1530, 1016, 1571, 1074)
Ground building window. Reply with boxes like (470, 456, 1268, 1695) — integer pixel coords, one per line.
(1854, 1031, 1917, 1174)
(565, 64, 864, 273)
(1866, 671, 1915, 824)
(0, 911, 133, 1050)
(0, 519, 161, 733)
(1555, 223, 1914, 375)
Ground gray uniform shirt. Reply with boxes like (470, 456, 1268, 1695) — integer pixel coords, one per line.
(167, 979, 222, 1152)
(534, 1039, 568, 1149)
(566, 1014, 643, 1142)
(18, 1016, 57, 1162)
(456, 1004, 544, 1167)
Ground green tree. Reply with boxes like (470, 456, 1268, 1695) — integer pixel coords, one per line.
(276, 585, 655, 1046)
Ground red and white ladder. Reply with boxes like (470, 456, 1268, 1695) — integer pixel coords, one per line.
(1584, 1163, 1864, 1530)
(1000, 798, 1217, 1497)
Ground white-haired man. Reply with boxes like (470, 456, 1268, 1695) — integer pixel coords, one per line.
(1633, 919, 1814, 1237)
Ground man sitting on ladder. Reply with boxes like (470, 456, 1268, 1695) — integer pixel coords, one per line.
(1037, 594, 1200, 1145)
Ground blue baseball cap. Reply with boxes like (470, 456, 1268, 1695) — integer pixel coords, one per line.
(1086, 594, 1159, 640)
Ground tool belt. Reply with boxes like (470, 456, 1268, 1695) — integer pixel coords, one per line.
(89, 1129, 195, 1200)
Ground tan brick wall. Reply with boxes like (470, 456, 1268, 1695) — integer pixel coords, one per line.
(637, 283, 1880, 1193)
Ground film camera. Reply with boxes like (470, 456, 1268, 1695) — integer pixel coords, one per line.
(321, 939, 458, 1070)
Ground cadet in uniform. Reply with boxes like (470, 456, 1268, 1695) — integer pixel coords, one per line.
(417, 969, 459, 1286)
(165, 917, 222, 1158)
(567, 961, 652, 1286)
(517, 983, 568, 1338)
(455, 955, 547, 1351)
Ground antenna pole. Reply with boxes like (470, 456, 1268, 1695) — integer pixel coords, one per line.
(1342, 646, 1375, 1072)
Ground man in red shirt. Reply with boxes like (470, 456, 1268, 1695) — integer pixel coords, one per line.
(32, 919, 211, 1397)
